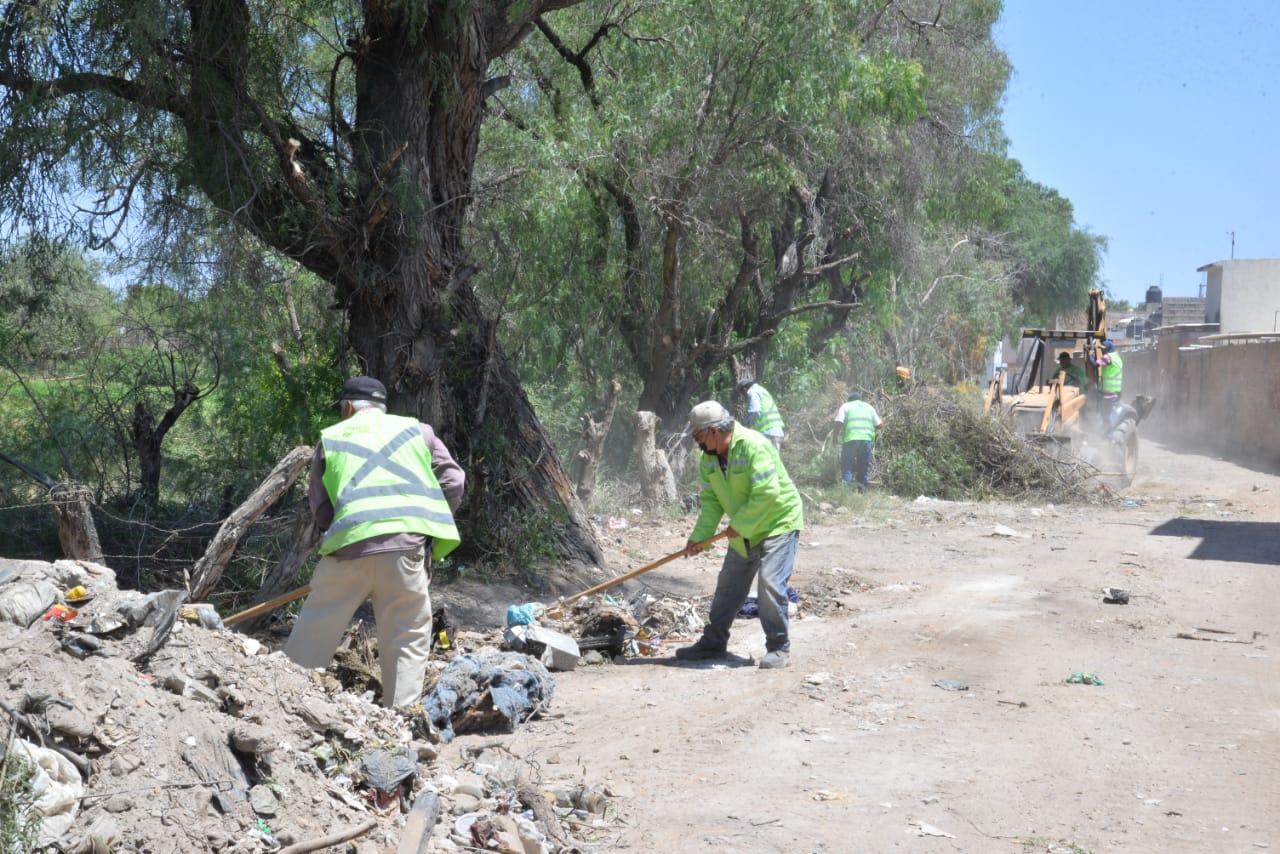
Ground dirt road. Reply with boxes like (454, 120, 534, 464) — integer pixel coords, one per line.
(446, 440, 1279, 853)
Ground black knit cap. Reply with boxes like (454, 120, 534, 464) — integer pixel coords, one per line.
(339, 376, 387, 403)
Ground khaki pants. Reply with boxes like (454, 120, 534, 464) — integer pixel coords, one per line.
(284, 546, 432, 708)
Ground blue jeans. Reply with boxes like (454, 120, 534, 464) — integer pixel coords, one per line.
(842, 440, 873, 486)
(702, 530, 798, 653)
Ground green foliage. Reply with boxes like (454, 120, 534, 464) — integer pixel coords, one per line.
(0, 741, 41, 853)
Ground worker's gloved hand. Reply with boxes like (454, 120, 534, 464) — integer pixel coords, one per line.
(683, 539, 704, 558)
(723, 526, 740, 540)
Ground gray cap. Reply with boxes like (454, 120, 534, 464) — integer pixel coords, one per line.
(688, 400, 731, 434)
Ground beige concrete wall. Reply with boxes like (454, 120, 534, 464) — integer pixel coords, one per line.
(1124, 338, 1280, 471)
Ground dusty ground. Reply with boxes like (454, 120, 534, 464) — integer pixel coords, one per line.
(445, 438, 1279, 853)
(2, 437, 1276, 853)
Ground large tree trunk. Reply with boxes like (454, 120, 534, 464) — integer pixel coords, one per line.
(336, 9, 603, 566)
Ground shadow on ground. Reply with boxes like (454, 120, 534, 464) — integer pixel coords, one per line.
(1149, 518, 1280, 565)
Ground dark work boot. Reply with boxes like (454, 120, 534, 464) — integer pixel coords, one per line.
(674, 635, 728, 661)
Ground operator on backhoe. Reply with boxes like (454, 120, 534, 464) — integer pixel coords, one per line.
(1057, 352, 1086, 388)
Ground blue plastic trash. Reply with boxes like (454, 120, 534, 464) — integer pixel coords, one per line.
(506, 603, 537, 626)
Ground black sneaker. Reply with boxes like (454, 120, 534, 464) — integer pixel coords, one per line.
(674, 638, 728, 661)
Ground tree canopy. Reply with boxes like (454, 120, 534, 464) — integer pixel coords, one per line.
(0, 0, 1110, 569)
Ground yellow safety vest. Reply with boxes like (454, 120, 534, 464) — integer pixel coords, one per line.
(319, 411, 460, 559)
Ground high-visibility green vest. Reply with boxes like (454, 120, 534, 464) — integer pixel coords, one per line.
(840, 400, 877, 442)
(746, 384, 784, 435)
(690, 426, 803, 557)
(319, 411, 460, 560)
(1061, 364, 1086, 387)
(1100, 353, 1123, 394)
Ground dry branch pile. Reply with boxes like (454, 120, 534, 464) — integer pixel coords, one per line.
(876, 387, 1104, 503)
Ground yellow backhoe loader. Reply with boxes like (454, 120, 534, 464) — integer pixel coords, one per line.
(984, 289, 1155, 487)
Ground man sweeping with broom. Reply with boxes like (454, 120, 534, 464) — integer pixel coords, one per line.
(677, 400, 803, 669)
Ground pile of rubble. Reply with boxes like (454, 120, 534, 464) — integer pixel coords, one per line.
(0, 558, 627, 853)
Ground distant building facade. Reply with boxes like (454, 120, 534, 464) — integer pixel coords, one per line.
(1198, 258, 1280, 334)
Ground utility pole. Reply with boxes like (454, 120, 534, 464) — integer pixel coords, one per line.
(1227, 230, 1235, 259)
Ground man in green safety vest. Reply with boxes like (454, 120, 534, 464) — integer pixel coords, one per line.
(832, 391, 883, 489)
(677, 400, 803, 669)
(736, 377, 785, 450)
(1057, 352, 1086, 388)
(1088, 339, 1124, 423)
(285, 376, 464, 708)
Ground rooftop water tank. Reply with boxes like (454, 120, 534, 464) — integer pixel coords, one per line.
(1145, 285, 1163, 305)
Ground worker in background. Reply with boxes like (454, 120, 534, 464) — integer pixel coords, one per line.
(1088, 340, 1124, 426)
(1089, 340, 1123, 398)
(677, 400, 803, 670)
(832, 391, 883, 489)
(285, 376, 464, 708)
(736, 377, 785, 450)
(1057, 352, 1086, 388)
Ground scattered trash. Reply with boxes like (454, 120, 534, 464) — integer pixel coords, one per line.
(908, 820, 956, 838)
(1103, 587, 1130, 605)
(504, 624, 581, 670)
(629, 627, 662, 656)
(607, 517, 628, 530)
(505, 602, 539, 627)
(933, 679, 969, 692)
(991, 524, 1028, 538)
(1175, 628, 1261, 644)
(43, 604, 78, 623)
(180, 603, 224, 629)
(433, 606, 456, 651)
(358, 747, 417, 813)
(59, 634, 107, 659)
(422, 651, 556, 742)
(65, 586, 93, 604)
(737, 586, 800, 617)
(1066, 671, 1104, 686)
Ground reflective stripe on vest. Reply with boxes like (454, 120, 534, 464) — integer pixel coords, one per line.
(841, 400, 877, 442)
(1100, 353, 1123, 394)
(320, 412, 460, 560)
(749, 385, 784, 434)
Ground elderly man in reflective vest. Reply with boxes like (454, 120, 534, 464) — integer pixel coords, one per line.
(736, 377, 785, 450)
(833, 391, 883, 489)
(285, 376, 464, 708)
(677, 400, 803, 670)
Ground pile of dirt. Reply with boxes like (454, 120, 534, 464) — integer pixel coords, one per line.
(0, 557, 625, 853)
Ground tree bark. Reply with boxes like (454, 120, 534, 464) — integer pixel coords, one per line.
(333, 9, 603, 566)
(129, 381, 201, 503)
(50, 483, 104, 563)
(573, 380, 622, 504)
(633, 411, 677, 507)
(189, 446, 312, 600)
(0, 0, 600, 566)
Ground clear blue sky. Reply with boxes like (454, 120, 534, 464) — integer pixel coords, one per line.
(994, 2, 1280, 307)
